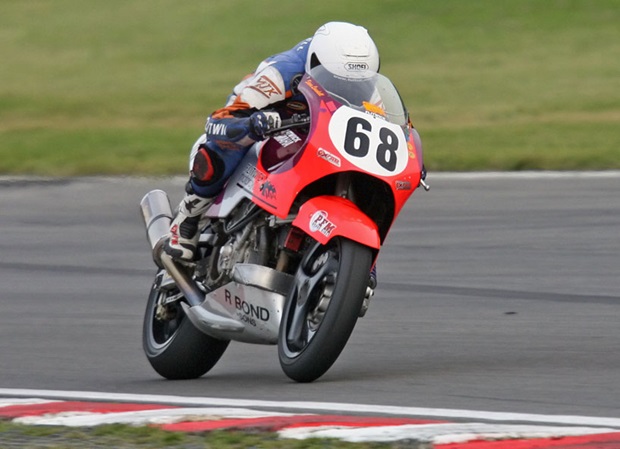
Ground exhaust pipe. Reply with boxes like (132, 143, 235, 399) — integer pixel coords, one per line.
(139, 189, 202, 307)
(139, 189, 173, 268)
(140, 189, 243, 334)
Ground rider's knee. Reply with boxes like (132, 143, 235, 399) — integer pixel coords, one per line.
(191, 145, 225, 184)
(189, 145, 226, 197)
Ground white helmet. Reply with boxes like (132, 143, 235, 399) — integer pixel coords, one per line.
(305, 22, 380, 80)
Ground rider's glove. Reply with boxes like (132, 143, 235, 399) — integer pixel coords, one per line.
(248, 111, 282, 141)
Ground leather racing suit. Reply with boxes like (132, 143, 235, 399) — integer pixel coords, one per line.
(188, 38, 311, 198)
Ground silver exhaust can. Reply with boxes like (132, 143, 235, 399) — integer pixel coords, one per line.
(140, 189, 173, 267)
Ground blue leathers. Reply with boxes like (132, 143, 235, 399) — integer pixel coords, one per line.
(190, 39, 311, 197)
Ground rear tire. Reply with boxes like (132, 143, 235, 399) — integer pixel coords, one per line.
(142, 271, 229, 379)
(278, 237, 372, 382)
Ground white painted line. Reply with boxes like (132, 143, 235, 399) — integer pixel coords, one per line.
(13, 407, 306, 427)
(279, 422, 620, 444)
(1, 388, 619, 429)
(0, 398, 58, 407)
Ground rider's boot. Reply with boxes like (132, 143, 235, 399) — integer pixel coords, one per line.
(164, 191, 213, 262)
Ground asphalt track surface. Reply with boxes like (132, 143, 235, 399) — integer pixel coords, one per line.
(0, 173, 618, 420)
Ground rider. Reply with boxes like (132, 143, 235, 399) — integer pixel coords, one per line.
(165, 21, 381, 284)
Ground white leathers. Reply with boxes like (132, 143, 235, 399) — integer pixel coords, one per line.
(305, 21, 380, 80)
(227, 63, 287, 111)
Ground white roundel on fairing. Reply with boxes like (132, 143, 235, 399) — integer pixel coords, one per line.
(328, 107, 408, 177)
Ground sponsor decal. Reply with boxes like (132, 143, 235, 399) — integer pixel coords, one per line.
(286, 100, 307, 111)
(205, 120, 227, 136)
(225, 289, 270, 327)
(260, 180, 276, 200)
(273, 130, 301, 147)
(305, 79, 325, 97)
(274, 131, 302, 159)
(239, 163, 266, 188)
(408, 141, 417, 159)
(248, 75, 283, 99)
(395, 180, 412, 190)
(363, 101, 386, 118)
(309, 210, 337, 237)
(317, 147, 341, 167)
(345, 62, 369, 72)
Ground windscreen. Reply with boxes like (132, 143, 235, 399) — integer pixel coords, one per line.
(309, 66, 408, 127)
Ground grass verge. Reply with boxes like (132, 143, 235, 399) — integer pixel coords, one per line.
(1, 1, 619, 175)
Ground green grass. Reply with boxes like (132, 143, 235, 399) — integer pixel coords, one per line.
(0, 422, 424, 449)
(1, 0, 619, 175)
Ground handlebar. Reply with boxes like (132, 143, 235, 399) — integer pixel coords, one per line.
(266, 113, 310, 135)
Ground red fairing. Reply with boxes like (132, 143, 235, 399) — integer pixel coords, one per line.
(248, 71, 423, 246)
(292, 196, 381, 248)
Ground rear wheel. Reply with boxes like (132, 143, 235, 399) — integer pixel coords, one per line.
(278, 237, 372, 382)
(142, 271, 229, 379)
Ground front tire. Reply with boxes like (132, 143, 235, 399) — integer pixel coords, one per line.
(143, 271, 229, 379)
(278, 237, 372, 382)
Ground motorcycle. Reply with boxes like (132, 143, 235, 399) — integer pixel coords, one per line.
(139, 65, 427, 383)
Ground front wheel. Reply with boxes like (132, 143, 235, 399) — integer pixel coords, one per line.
(143, 271, 229, 379)
(278, 237, 372, 382)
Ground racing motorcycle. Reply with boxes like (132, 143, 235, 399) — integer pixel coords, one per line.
(139, 65, 427, 383)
